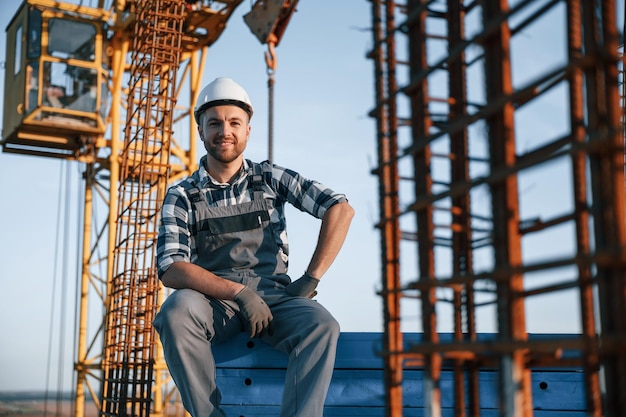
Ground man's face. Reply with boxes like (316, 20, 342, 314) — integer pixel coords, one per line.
(198, 105, 251, 164)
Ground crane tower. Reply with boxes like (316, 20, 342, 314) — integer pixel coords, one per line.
(1, 0, 296, 415)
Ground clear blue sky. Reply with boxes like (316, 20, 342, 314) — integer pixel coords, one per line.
(0, 0, 623, 393)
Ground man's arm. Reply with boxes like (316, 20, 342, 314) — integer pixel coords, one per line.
(306, 201, 355, 279)
(161, 262, 244, 300)
(161, 262, 273, 338)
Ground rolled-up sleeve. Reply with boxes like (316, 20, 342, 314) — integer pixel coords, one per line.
(156, 187, 192, 278)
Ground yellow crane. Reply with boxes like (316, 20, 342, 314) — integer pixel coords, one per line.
(2, 0, 297, 415)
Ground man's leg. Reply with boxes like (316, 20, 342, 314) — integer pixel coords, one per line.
(153, 288, 242, 417)
(263, 298, 340, 417)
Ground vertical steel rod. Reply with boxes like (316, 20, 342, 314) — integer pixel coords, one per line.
(566, 1, 603, 415)
(406, 1, 441, 416)
(369, 0, 404, 415)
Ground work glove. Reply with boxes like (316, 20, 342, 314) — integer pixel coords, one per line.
(285, 273, 320, 298)
(234, 287, 273, 338)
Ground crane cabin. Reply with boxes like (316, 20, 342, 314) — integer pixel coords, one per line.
(2, 0, 109, 159)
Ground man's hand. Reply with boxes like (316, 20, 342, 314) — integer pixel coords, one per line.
(234, 287, 273, 338)
(285, 273, 320, 298)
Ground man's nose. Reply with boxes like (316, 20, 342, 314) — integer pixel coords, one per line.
(218, 124, 232, 136)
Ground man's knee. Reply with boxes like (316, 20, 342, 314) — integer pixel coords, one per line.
(308, 305, 340, 342)
(154, 289, 209, 334)
(318, 310, 339, 334)
(325, 315, 341, 342)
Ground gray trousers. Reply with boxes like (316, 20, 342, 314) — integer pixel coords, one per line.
(153, 276, 340, 417)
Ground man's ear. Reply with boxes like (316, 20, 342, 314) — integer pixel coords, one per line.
(197, 125, 204, 140)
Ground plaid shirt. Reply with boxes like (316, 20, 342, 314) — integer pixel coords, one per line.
(156, 157, 348, 278)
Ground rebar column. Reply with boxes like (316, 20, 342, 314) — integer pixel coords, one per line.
(100, 1, 185, 416)
(369, 0, 403, 415)
(446, 1, 479, 416)
(481, 1, 531, 416)
(581, 0, 626, 414)
(406, 2, 441, 416)
(565, 1, 602, 415)
(371, 1, 626, 417)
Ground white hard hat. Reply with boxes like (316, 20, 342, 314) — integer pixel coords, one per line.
(194, 77, 254, 122)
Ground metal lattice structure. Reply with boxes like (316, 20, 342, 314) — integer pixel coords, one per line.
(369, 0, 626, 416)
(100, 1, 185, 416)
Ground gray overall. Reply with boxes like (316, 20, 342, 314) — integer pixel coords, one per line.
(153, 173, 340, 417)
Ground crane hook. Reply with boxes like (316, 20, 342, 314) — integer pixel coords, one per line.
(265, 37, 278, 75)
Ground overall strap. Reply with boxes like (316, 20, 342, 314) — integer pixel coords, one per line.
(185, 186, 204, 204)
(247, 160, 272, 201)
(182, 183, 209, 237)
(248, 174, 265, 201)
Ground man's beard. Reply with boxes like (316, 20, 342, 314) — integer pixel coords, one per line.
(206, 143, 243, 163)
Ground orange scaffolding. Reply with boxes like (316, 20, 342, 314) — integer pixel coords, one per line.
(368, 0, 626, 416)
(100, 1, 185, 416)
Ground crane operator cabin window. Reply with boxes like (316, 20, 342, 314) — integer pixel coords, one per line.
(45, 19, 97, 112)
(26, 17, 103, 121)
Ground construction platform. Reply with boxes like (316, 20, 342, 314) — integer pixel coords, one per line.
(214, 332, 585, 416)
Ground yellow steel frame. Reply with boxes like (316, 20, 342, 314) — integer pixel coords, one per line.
(2, 0, 109, 157)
